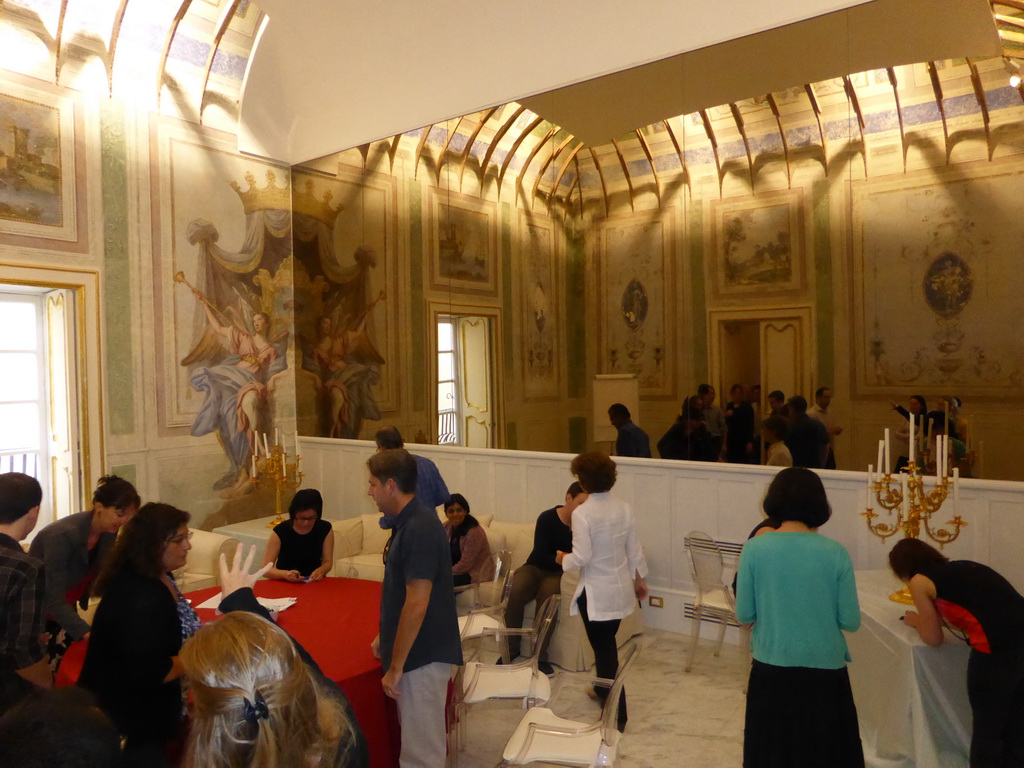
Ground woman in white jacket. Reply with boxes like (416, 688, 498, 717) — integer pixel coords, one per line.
(557, 451, 648, 732)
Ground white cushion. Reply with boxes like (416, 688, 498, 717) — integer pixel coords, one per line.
(486, 521, 534, 570)
(360, 514, 390, 554)
(502, 707, 603, 764)
(334, 517, 363, 558)
(336, 553, 386, 582)
(463, 661, 551, 704)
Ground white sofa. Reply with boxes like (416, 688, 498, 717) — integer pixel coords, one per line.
(333, 514, 643, 672)
(173, 528, 242, 592)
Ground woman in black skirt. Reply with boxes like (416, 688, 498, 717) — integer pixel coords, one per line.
(735, 467, 864, 767)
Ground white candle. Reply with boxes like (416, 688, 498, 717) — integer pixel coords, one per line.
(876, 440, 884, 475)
(262, 432, 270, 457)
(944, 435, 950, 478)
(900, 472, 909, 516)
(251, 454, 257, 478)
(867, 464, 874, 495)
(884, 429, 891, 472)
(909, 415, 915, 465)
(953, 467, 960, 510)
(275, 428, 280, 448)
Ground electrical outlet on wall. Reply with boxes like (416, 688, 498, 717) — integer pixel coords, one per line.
(648, 595, 664, 608)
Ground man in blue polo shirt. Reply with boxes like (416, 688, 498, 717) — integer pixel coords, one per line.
(374, 426, 450, 509)
(368, 449, 461, 768)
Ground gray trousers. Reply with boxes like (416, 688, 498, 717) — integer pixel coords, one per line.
(397, 661, 453, 768)
(504, 564, 561, 659)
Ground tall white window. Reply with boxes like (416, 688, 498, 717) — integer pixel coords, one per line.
(437, 317, 460, 445)
(0, 291, 48, 481)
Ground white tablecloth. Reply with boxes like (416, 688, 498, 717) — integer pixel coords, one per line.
(849, 570, 971, 768)
(212, 515, 280, 565)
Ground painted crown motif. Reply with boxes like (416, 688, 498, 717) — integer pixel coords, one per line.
(229, 171, 343, 227)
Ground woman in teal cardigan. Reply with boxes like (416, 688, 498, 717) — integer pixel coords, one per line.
(735, 467, 864, 768)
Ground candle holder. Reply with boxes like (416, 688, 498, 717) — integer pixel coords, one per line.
(251, 442, 303, 528)
(862, 458, 965, 604)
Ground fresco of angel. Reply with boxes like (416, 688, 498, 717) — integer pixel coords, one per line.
(180, 275, 289, 490)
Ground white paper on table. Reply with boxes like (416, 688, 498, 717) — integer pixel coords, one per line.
(195, 594, 298, 614)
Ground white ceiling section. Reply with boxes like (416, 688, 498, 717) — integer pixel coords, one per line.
(523, 0, 1002, 146)
(238, 0, 1000, 165)
(238, 0, 883, 164)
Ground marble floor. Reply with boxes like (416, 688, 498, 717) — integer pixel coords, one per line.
(454, 629, 748, 767)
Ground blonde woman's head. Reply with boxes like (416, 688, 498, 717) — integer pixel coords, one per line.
(181, 612, 353, 768)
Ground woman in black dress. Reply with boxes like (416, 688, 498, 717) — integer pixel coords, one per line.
(890, 538, 1024, 767)
(78, 502, 200, 768)
(263, 489, 335, 582)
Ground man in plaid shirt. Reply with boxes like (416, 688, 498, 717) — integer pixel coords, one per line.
(0, 472, 50, 715)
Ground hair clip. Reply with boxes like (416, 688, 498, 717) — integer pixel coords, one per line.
(242, 689, 269, 727)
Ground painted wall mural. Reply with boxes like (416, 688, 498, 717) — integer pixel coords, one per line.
(710, 189, 805, 298)
(518, 212, 559, 399)
(599, 213, 672, 395)
(853, 165, 1024, 394)
(292, 166, 396, 439)
(430, 189, 497, 296)
(154, 127, 292, 493)
(0, 82, 77, 242)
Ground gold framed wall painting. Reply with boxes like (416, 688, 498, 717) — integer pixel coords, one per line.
(0, 82, 78, 242)
(516, 210, 560, 401)
(850, 161, 1024, 397)
(709, 188, 805, 299)
(428, 188, 498, 297)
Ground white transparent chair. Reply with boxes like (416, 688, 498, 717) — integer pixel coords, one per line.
(683, 531, 750, 685)
(449, 594, 561, 763)
(495, 638, 642, 767)
(457, 549, 514, 642)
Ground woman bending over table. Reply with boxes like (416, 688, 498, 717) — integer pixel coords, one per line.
(443, 493, 490, 587)
(890, 537, 1024, 768)
(29, 475, 140, 671)
(263, 489, 335, 582)
(78, 502, 199, 768)
(735, 467, 863, 768)
(557, 451, 648, 732)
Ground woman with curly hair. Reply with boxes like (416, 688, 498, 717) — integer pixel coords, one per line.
(556, 451, 648, 732)
(78, 502, 197, 767)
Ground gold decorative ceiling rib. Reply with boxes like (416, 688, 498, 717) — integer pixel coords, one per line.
(199, 0, 244, 123)
(156, 0, 195, 107)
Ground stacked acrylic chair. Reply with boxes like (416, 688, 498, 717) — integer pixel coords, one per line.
(683, 530, 750, 687)
(457, 549, 514, 644)
(495, 637, 643, 767)
(449, 593, 561, 765)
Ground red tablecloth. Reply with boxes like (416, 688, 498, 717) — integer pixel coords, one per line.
(58, 578, 398, 768)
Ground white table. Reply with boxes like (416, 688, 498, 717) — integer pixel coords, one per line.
(850, 570, 971, 768)
(212, 515, 281, 565)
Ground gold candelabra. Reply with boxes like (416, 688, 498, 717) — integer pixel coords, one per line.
(862, 426, 965, 604)
(250, 433, 303, 528)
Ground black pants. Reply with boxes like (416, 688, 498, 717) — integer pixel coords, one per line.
(967, 647, 1024, 768)
(577, 590, 626, 730)
(452, 573, 471, 588)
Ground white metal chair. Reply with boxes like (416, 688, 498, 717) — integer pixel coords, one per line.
(449, 594, 561, 763)
(683, 531, 750, 683)
(496, 638, 642, 767)
(457, 549, 514, 642)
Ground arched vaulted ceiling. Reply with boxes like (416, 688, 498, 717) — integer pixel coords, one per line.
(0, 0, 1022, 216)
